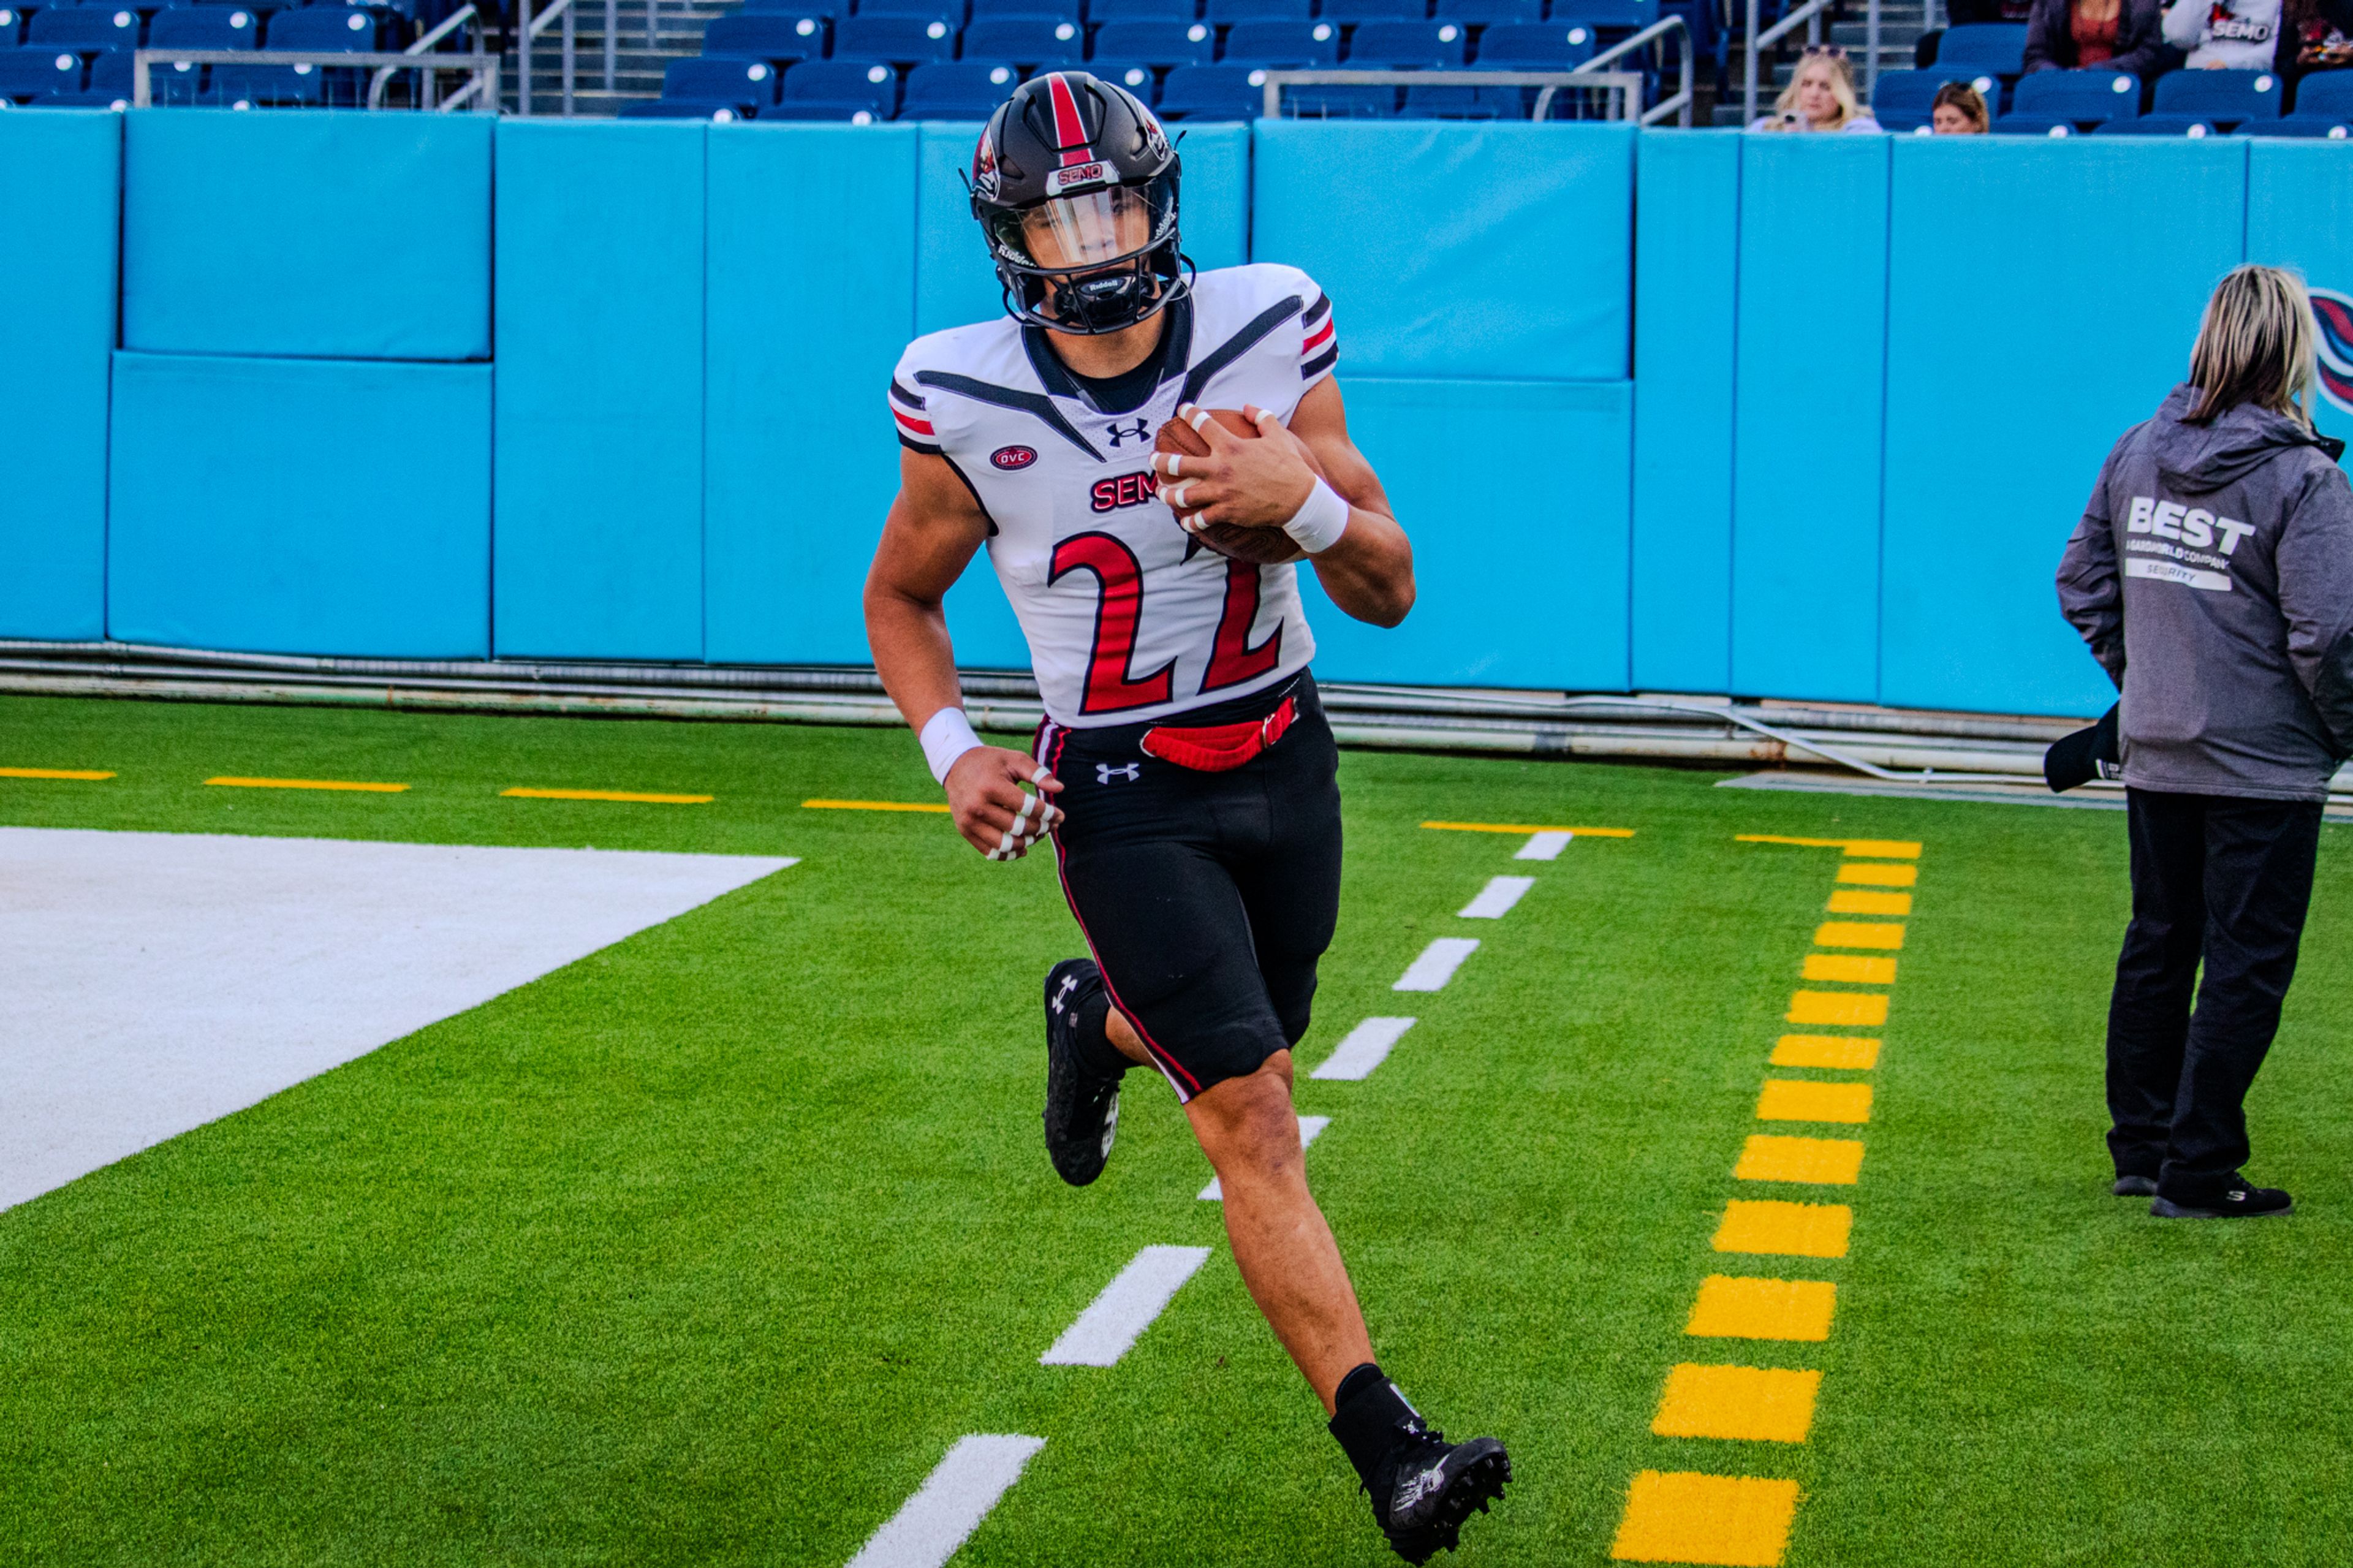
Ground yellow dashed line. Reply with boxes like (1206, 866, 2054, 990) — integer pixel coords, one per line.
(1786, 990, 1889, 1027)
(1771, 1034, 1881, 1070)
(1827, 887, 1911, 915)
(1801, 953, 1896, 985)
(1419, 820, 1634, 838)
(1, 767, 114, 781)
(1736, 833, 1920, 858)
(1735, 1134, 1865, 1185)
(801, 798, 952, 814)
(1836, 862, 1917, 887)
(1651, 1364, 1821, 1444)
(1756, 1080, 1873, 1125)
(1713, 1199, 1852, 1259)
(1611, 1472, 1802, 1566)
(1814, 920, 1903, 950)
(205, 777, 407, 793)
(1686, 1276, 1837, 1342)
(502, 788, 713, 804)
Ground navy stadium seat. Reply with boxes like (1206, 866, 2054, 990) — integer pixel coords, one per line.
(39, 40, 128, 101)
(1085, 55, 1154, 92)
(150, 4, 257, 45)
(1318, 0, 1425, 18)
(28, 6, 137, 47)
(619, 97, 752, 116)
(2092, 112, 2215, 134)
(1085, 0, 1189, 21)
(1346, 16, 1460, 60)
(1205, 0, 1305, 19)
(662, 53, 780, 108)
(211, 56, 324, 100)
(768, 55, 897, 116)
(2151, 66, 2280, 127)
(1998, 65, 2135, 129)
(1434, 0, 1538, 23)
(1286, 81, 1393, 112)
(740, 0, 838, 17)
(1469, 18, 1588, 62)
(962, 12, 1080, 59)
(0, 7, 25, 47)
(1400, 81, 1518, 115)
(901, 56, 1018, 112)
(2266, 115, 2352, 136)
(858, 0, 963, 14)
(264, 4, 376, 44)
(1866, 66, 1945, 131)
(1091, 17, 1211, 62)
(1935, 21, 2026, 77)
(2290, 69, 2353, 115)
(701, 12, 825, 59)
(1221, 17, 1335, 61)
(966, 0, 1066, 14)
(1157, 59, 1263, 115)
(0, 44, 80, 97)
(833, 13, 955, 59)
(1547, 0, 1653, 25)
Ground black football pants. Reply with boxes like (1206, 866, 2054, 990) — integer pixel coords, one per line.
(2105, 787, 2324, 1203)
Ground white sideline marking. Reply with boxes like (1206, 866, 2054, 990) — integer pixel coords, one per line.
(0, 827, 794, 1213)
(1310, 1017, 1417, 1081)
(1393, 937, 1480, 992)
(844, 1433, 1045, 1568)
(1200, 1114, 1330, 1200)
(1458, 874, 1535, 919)
(1517, 829, 1573, 861)
(1039, 1244, 1211, 1366)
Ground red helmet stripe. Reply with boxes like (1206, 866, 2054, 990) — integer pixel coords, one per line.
(1044, 72, 1092, 168)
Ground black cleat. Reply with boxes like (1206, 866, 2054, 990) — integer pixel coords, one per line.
(1042, 958, 1121, 1186)
(1367, 1428, 1512, 1564)
(2112, 1174, 2159, 1197)
(2151, 1178, 2293, 1219)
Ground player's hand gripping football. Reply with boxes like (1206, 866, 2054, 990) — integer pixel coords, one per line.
(1154, 403, 1319, 539)
(944, 746, 1064, 861)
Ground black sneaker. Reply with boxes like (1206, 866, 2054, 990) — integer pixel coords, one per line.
(2151, 1178, 2293, 1219)
(2112, 1175, 2159, 1197)
(1042, 958, 1121, 1187)
(1367, 1428, 1512, 1565)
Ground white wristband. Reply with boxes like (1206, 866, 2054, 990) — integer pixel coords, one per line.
(1283, 477, 1351, 555)
(919, 706, 983, 785)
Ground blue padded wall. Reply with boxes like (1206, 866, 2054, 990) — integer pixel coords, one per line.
(1299, 377, 1630, 689)
(107, 352, 490, 657)
(1731, 135, 1886, 703)
(2248, 140, 2353, 457)
(1252, 121, 1632, 381)
(1883, 138, 2244, 718)
(494, 121, 705, 661)
(123, 110, 490, 362)
(0, 112, 118, 642)
(705, 124, 920, 667)
(1631, 129, 1737, 694)
(914, 119, 1250, 337)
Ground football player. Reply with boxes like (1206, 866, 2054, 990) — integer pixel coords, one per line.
(862, 72, 1510, 1562)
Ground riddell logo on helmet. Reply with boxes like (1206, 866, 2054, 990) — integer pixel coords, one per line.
(992, 445, 1037, 471)
(1047, 162, 1109, 196)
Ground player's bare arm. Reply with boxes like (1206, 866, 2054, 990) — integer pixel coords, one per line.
(1150, 379, 1415, 628)
(863, 446, 1063, 861)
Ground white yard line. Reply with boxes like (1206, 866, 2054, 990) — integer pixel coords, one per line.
(1309, 1017, 1417, 1081)
(1458, 875, 1535, 919)
(1039, 1244, 1212, 1367)
(1517, 830, 1574, 860)
(1200, 1115, 1329, 1200)
(1393, 937, 1480, 992)
(844, 1434, 1045, 1568)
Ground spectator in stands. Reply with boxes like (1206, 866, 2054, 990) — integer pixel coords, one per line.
(1751, 47, 1885, 131)
(2023, 0, 2178, 73)
(1930, 79, 1992, 127)
(2056, 264, 2353, 1222)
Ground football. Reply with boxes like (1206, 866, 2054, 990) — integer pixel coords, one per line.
(1154, 407, 1325, 566)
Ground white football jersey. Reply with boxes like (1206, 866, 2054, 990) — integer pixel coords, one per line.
(890, 262, 1341, 729)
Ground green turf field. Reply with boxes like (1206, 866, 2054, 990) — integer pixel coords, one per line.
(4, 691, 2352, 1567)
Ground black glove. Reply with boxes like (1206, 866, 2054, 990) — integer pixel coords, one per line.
(2044, 703, 2120, 793)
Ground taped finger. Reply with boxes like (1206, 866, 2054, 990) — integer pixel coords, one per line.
(1162, 453, 1183, 479)
(998, 827, 1019, 855)
(1014, 794, 1038, 824)
(1030, 765, 1052, 786)
(1164, 480, 1193, 510)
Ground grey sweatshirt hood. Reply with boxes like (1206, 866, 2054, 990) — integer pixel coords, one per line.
(2151, 382, 2346, 496)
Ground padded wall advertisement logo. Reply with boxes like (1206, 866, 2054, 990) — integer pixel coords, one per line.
(2311, 287, 2353, 415)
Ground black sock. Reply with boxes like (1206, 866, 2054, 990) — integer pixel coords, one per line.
(1328, 1363, 1423, 1487)
(1073, 986, 1129, 1078)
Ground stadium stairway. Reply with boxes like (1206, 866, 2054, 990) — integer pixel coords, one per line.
(1713, 0, 1927, 124)
(506, 0, 734, 115)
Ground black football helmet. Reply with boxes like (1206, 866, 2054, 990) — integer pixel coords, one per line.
(969, 70, 1189, 335)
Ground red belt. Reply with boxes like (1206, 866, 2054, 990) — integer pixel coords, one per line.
(1140, 696, 1297, 773)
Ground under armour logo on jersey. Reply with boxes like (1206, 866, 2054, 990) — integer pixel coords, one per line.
(1104, 418, 1151, 447)
(1097, 762, 1141, 784)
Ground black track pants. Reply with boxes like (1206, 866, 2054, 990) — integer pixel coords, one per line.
(2105, 787, 2324, 1202)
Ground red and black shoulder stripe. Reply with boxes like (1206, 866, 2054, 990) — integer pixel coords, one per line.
(890, 378, 941, 454)
(1301, 294, 1337, 380)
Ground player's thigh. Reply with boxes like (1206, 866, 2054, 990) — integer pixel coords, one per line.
(1058, 831, 1276, 1029)
(1236, 717, 1344, 1043)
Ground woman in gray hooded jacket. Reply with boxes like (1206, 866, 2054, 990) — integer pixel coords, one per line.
(2056, 263, 2353, 1221)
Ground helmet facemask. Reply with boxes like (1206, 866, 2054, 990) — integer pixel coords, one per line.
(983, 169, 1189, 336)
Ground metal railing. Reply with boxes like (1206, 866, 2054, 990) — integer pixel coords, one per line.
(368, 2, 481, 108)
(1260, 66, 1649, 122)
(131, 47, 499, 109)
(515, 0, 582, 114)
(1582, 12, 1696, 124)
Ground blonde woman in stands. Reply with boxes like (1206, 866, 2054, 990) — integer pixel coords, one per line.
(1751, 45, 1885, 130)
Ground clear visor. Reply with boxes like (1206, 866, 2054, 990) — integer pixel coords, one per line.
(1004, 181, 1168, 272)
